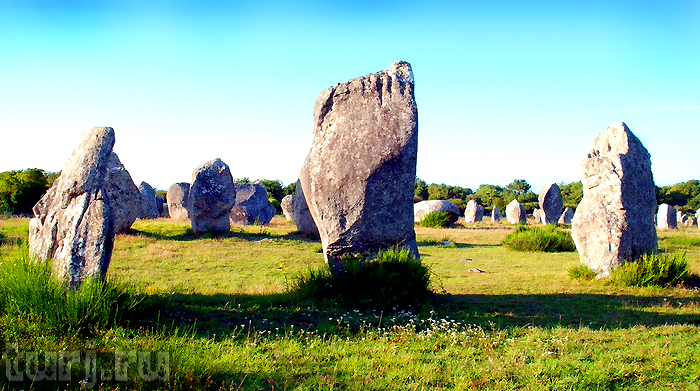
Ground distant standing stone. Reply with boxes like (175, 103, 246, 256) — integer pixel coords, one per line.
(464, 200, 484, 223)
(491, 205, 502, 222)
(657, 204, 677, 230)
(230, 182, 277, 225)
(104, 152, 141, 234)
(505, 199, 527, 224)
(187, 158, 236, 234)
(571, 122, 657, 276)
(538, 183, 563, 225)
(281, 195, 295, 221)
(677, 210, 687, 225)
(293, 179, 318, 234)
(29, 127, 116, 288)
(138, 181, 160, 219)
(298, 61, 419, 265)
(533, 208, 543, 224)
(685, 216, 697, 227)
(558, 207, 575, 225)
(167, 182, 190, 219)
(414, 200, 460, 225)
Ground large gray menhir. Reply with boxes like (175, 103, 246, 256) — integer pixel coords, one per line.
(298, 61, 419, 267)
(187, 158, 236, 234)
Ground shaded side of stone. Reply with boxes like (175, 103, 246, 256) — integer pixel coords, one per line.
(167, 182, 190, 219)
(187, 158, 236, 234)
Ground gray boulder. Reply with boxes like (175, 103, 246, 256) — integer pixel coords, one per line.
(298, 61, 419, 265)
(167, 182, 190, 219)
(104, 152, 140, 233)
(138, 181, 160, 219)
(505, 199, 527, 224)
(657, 204, 677, 230)
(414, 200, 460, 225)
(685, 216, 697, 227)
(281, 195, 295, 221)
(187, 158, 236, 234)
(491, 205, 502, 222)
(29, 127, 116, 288)
(538, 183, 563, 225)
(230, 183, 277, 225)
(293, 180, 318, 234)
(558, 207, 575, 225)
(464, 200, 484, 223)
(571, 122, 657, 276)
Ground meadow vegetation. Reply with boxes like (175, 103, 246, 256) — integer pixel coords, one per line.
(1, 216, 700, 389)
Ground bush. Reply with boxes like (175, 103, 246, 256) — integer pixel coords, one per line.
(417, 211, 453, 228)
(502, 225, 576, 252)
(611, 252, 690, 288)
(568, 264, 597, 280)
(290, 247, 432, 310)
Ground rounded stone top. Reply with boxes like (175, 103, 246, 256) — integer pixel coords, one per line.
(386, 61, 414, 84)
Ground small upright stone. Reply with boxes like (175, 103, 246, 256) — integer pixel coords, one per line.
(533, 208, 543, 223)
(657, 204, 677, 230)
(187, 158, 236, 234)
(491, 205, 502, 222)
(505, 199, 527, 224)
(538, 183, 563, 225)
(230, 183, 277, 225)
(677, 210, 687, 225)
(558, 207, 575, 225)
(281, 195, 295, 221)
(293, 180, 318, 234)
(571, 122, 657, 275)
(138, 181, 160, 219)
(104, 152, 140, 233)
(29, 127, 116, 288)
(464, 200, 484, 223)
(414, 200, 460, 225)
(685, 216, 697, 227)
(167, 182, 190, 219)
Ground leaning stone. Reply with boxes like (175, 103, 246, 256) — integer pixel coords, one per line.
(298, 61, 419, 265)
(230, 183, 277, 225)
(167, 182, 190, 219)
(293, 179, 318, 234)
(558, 207, 575, 225)
(281, 195, 295, 221)
(414, 200, 460, 225)
(138, 181, 160, 219)
(464, 200, 484, 223)
(538, 183, 563, 225)
(104, 152, 140, 234)
(505, 199, 527, 224)
(29, 127, 116, 288)
(187, 158, 236, 234)
(657, 204, 677, 230)
(571, 122, 657, 276)
(491, 205, 502, 222)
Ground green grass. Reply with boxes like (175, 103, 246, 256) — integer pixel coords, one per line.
(417, 210, 453, 228)
(611, 252, 690, 288)
(502, 224, 576, 252)
(1, 217, 700, 390)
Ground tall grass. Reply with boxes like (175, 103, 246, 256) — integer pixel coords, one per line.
(417, 211, 453, 228)
(611, 252, 690, 288)
(502, 224, 576, 252)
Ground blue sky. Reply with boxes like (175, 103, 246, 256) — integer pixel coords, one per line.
(0, 1, 697, 193)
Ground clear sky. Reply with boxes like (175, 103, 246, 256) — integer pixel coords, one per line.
(1, 1, 697, 193)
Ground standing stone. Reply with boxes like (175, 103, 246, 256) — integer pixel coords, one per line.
(657, 204, 677, 230)
(298, 61, 418, 265)
(677, 210, 688, 225)
(293, 180, 318, 234)
(138, 181, 160, 219)
(156, 194, 165, 215)
(29, 127, 116, 288)
(187, 158, 236, 234)
(464, 200, 484, 223)
(281, 195, 295, 221)
(571, 122, 657, 276)
(104, 152, 141, 234)
(414, 200, 460, 225)
(167, 182, 190, 219)
(558, 207, 575, 225)
(491, 205, 502, 222)
(230, 183, 277, 225)
(505, 199, 527, 224)
(538, 183, 563, 225)
(685, 216, 697, 227)
(533, 208, 543, 223)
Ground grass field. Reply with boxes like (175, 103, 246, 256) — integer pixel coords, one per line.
(1, 216, 700, 390)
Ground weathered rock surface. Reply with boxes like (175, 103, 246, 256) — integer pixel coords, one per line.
(491, 205, 502, 222)
(505, 199, 527, 224)
(538, 183, 563, 225)
(464, 200, 484, 223)
(167, 182, 190, 219)
(104, 152, 140, 233)
(571, 122, 657, 276)
(293, 180, 318, 234)
(138, 181, 160, 219)
(187, 158, 236, 234)
(533, 208, 543, 223)
(29, 127, 116, 288)
(657, 204, 677, 230)
(677, 210, 687, 225)
(558, 207, 575, 225)
(685, 216, 697, 227)
(298, 61, 419, 264)
(281, 195, 295, 221)
(414, 200, 460, 224)
(230, 183, 277, 225)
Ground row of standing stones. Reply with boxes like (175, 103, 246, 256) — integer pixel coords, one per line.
(27, 61, 695, 287)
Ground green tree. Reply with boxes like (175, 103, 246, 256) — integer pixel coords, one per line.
(473, 184, 504, 209)
(283, 181, 297, 196)
(414, 178, 429, 201)
(0, 169, 52, 215)
(560, 181, 583, 208)
(427, 183, 450, 200)
(257, 179, 284, 203)
(506, 179, 531, 195)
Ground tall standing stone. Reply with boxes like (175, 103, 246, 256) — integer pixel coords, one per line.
(538, 183, 563, 225)
(293, 180, 318, 234)
(464, 200, 484, 223)
(571, 122, 657, 276)
(281, 195, 295, 221)
(29, 127, 116, 288)
(230, 182, 277, 225)
(657, 204, 677, 230)
(558, 207, 575, 225)
(298, 61, 419, 265)
(167, 182, 190, 219)
(505, 199, 527, 224)
(138, 181, 160, 219)
(491, 205, 502, 222)
(104, 152, 141, 234)
(187, 158, 236, 234)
